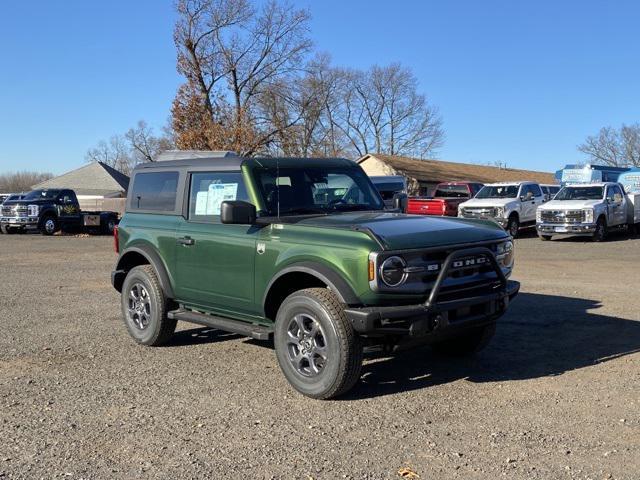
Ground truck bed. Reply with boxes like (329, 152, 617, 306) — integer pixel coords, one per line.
(406, 197, 465, 216)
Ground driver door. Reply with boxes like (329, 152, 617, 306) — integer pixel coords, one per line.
(174, 171, 260, 316)
(606, 185, 626, 226)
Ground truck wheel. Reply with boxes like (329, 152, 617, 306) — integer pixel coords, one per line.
(432, 323, 496, 356)
(121, 265, 177, 346)
(0, 225, 10, 234)
(101, 216, 117, 235)
(538, 234, 552, 241)
(40, 216, 58, 235)
(591, 217, 607, 242)
(506, 215, 519, 238)
(274, 288, 363, 399)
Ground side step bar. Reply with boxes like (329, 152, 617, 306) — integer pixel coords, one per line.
(168, 309, 273, 341)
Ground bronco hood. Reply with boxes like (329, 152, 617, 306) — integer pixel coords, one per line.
(291, 212, 508, 250)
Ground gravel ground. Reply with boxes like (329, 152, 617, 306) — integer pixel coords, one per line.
(0, 231, 639, 479)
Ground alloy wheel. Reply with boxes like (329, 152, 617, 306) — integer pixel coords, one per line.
(286, 313, 328, 377)
(127, 283, 152, 330)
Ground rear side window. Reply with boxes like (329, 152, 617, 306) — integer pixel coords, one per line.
(188, 171, 249, 222)
(130, 171, 179, 211)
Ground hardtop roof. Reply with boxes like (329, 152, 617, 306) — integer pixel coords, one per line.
(132, 156, 355, 172)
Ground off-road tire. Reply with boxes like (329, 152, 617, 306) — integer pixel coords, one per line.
(591, 217, 607, 242)
(432, 323, 496, 356)
(274, 288, 363, 399)
(539, 234, 552, 241)
(121, 265, 177, 346)
(506, 215, 519, 238)
(40, 215, 58, 236)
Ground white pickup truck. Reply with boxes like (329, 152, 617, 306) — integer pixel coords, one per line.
(458, 181, 546, 237)
(536, 182, 639, 241)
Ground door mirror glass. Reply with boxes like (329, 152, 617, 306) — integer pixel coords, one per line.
(220, 201, 256, 224)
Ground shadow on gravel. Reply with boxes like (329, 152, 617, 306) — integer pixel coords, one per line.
(167, 327, 242, 347)
(345, 292, 640, 400)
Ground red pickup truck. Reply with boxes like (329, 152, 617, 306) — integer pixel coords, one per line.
(406, 182, 484, 216)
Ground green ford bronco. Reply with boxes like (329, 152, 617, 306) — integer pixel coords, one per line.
(111, 153, 519, 399)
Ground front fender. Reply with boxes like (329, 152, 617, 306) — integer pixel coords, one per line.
(263, 261, 361, 308)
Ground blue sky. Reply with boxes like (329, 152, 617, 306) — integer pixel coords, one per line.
(1, 0, 638, 175)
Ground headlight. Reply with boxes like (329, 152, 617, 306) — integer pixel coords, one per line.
(458, 207, 465, 217)
(495, 206, 505, 218)
(379, 256, 407, 287)
(583, 208, 594, 223)
(536, 209, 542, 222)
(496, 241, 514, 269)
(27, 204, 39, 216)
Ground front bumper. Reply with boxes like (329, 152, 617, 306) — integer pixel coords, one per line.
(345, 246, 520, 337)
(0, 217, 38, 227)
(459, 214, 508, 227)
(537, 222, 596, 235)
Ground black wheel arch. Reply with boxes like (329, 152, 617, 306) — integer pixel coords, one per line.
(38, 208, 59, 224)
(263, 262, 360, 321)
(113, 245, 175, 298)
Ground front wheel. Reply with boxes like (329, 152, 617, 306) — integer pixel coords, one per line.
(539, 234, 552, 241)
(121, 265, 177, 346)
(591, 217, 607, 242)
(506, 216, 519, 238)
(40, 216, 58, 235)
(274, 288, 363, 399)
(432, 323, 496, 356)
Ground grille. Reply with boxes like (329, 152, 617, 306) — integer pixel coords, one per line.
(1, 205, 27, 217)
(461, 207, 496, 218)
(540, 210, 584, 224)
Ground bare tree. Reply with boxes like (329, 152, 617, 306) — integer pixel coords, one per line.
(172, 0, 312, 155)
(0, 171, 53, 193)
(332, 64, 443, 159)
(578, 124, 640, 167)
(86, 121, 174, 175)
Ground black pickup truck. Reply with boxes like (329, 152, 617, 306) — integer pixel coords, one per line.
(0, 188, 118, 235)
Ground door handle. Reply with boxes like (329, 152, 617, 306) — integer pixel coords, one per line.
(177, 236, 195, 246)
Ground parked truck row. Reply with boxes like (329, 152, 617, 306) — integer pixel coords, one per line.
(368, 164, 640, 241)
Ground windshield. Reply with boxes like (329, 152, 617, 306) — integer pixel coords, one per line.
(434, 185, 469, 198)
(372, 181, 405, 200)
(254, 166, 384, 216)
(475, 185, 518, 199)
(555, 186, 604, 200)
(22, 189, 60, 200)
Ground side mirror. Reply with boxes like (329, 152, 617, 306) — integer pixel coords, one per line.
(220, 201, 256, 224)
(520, 195, 526, 202)
(392, 193, 408, 212)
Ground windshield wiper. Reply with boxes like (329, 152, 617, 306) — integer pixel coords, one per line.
(279, 207, 328, 216)
(331, 203, 375, 211)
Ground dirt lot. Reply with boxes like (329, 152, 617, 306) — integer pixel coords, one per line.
(0, 231, 639, 479)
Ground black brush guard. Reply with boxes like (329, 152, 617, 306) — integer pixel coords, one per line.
(345, 247, 520, 336)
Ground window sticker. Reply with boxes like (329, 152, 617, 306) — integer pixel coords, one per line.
(195, 183, 239, 216)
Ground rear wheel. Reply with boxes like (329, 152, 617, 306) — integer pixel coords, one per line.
(506, 215, 519, 238)
(432, 323, 496, 356)
(121, 265, 177, 346)
(274, 288, 363, 399)
(591, 217, 607, 242)
(102, 216, 117, 235)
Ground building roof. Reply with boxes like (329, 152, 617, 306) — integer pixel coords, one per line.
(32, 162, 129, 196)
(358, 154, 557, 185)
